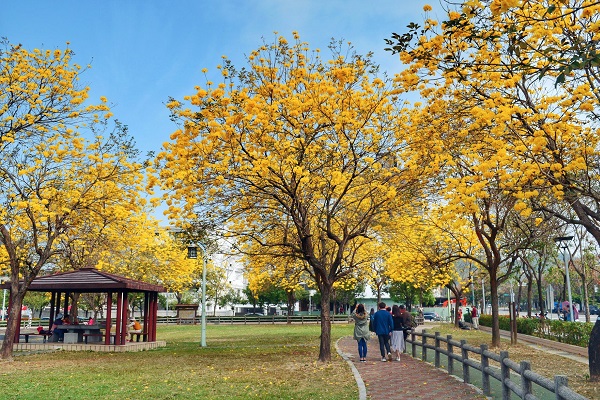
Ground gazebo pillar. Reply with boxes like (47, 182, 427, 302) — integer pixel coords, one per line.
(48, 292, 57, 331)
(115, 291, 122, 345)
(120, 292, 129, 344)
(105, 292, 113, 345)
(141, 292, 149, 341)
(151, 292, 158, 341)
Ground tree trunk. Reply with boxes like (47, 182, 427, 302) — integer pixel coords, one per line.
(0, 289, 26, 360)
(536, 272, 545, 316)
(489, 274, 501, 348)
(318, 284, 332, 362)
(526, 277, 533, 318)
(516, 283, 522, 315)
(70, 292, 81, 322)
(589, 318, 600, 382)
(581, 272, 590, 323)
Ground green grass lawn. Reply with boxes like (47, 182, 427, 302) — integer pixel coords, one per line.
(1, 323, 357, 400)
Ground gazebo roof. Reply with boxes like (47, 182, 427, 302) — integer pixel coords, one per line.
(2, 268, 164, 293)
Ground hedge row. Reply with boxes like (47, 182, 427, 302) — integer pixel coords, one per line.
(478, 314, 594, 347)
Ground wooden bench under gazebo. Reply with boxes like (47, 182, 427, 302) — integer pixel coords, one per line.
(3, 268, 166, 352)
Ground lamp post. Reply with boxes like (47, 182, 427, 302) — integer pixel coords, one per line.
(546, 285, 554, 320)
(188, 243, 207, 347)
(308, 290, 316, 315)
(481, 278, 486, 315)
(1, 276, 6, 321)
(554, 236, 575, 323)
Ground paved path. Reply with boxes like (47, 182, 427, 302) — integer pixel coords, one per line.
(336, 336, 488, 400)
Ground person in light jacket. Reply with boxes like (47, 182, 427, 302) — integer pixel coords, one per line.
(350, 303, 370, 362)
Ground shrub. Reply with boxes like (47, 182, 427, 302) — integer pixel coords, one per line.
(477, 313, 592, 347)
(516, 317, 539, 335)
(479, 314, 492, 327)
(535, 319, 593, 347)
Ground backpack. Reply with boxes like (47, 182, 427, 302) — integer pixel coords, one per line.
(409, 313, 418, 328)
(403, 312, 417, 330)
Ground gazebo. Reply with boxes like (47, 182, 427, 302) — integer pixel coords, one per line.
(4, 268, 164, 347)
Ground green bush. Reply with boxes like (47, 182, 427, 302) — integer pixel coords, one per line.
(517, 317, 539, 335)
(475, 314, 592, 347)
(536, 319, 593, 347)
(479, 314, 492, 327)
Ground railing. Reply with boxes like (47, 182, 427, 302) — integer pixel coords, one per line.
(407, 329, 587, 400)
(156, 314, 351, 325)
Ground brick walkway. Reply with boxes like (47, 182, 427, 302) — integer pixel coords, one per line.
(336, 336, 488, 400)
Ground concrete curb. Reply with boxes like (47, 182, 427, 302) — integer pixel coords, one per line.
(335, 336, 367, 400)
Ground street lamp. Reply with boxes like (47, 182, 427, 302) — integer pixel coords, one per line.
(1, 276, 6, 321)
(188, 243, 207, 347)
(481, 278, 486, 315)
(308, 290, 316, 315)
(554, 236, 575, 323)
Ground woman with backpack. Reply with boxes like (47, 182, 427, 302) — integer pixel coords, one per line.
(350, 304, 370, 362)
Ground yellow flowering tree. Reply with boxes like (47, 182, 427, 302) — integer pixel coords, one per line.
(95, 224, 201, 295)
(0, 41, 145, 359)
(384, 1, 599, 345)
(384, 210, 474, 324)
(154, 34, 421, 361)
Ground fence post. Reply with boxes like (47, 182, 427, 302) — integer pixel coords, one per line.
(554, 375, 568, 400)
(411, 330, 417, 358)
(461, 339, 470, 384)
(520, 361, 532, 399)
(500, 351, 510, 400)
(480, 344, 490, 396)
(435, 332, 441, 368)
(422, 329, 427, 361)
(447, 335, 453, 376)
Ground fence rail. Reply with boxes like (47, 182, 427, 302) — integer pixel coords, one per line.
(407, 329, 587, 400)
(156, 314, 351, 325)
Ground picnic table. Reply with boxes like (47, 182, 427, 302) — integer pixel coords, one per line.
(54, 324, 102, 343)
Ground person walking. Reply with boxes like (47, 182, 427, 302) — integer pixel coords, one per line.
(373, 302, 394, 362)
(390, 305, 405, 361)
(471, 305, 479, 329)
(398, 304, 412, 341)
(350, 304, 370, 362)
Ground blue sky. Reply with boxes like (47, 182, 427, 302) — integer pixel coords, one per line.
(2, 1, 437, 157)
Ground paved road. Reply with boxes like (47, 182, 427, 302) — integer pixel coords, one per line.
(336, 336, 487, 400)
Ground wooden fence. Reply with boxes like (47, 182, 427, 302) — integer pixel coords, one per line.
(406, 329, 587, 400)
(156, 314, 351, 325)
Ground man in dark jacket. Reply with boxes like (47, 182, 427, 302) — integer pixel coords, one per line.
(373, 302, 394, 362)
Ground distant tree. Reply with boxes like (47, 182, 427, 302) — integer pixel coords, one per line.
(388, 281, 419, 311)
(218, 288, 246, 314)
(22, 291, 50, 319)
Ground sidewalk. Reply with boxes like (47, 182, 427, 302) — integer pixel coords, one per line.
(336, 335, 488, 400)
